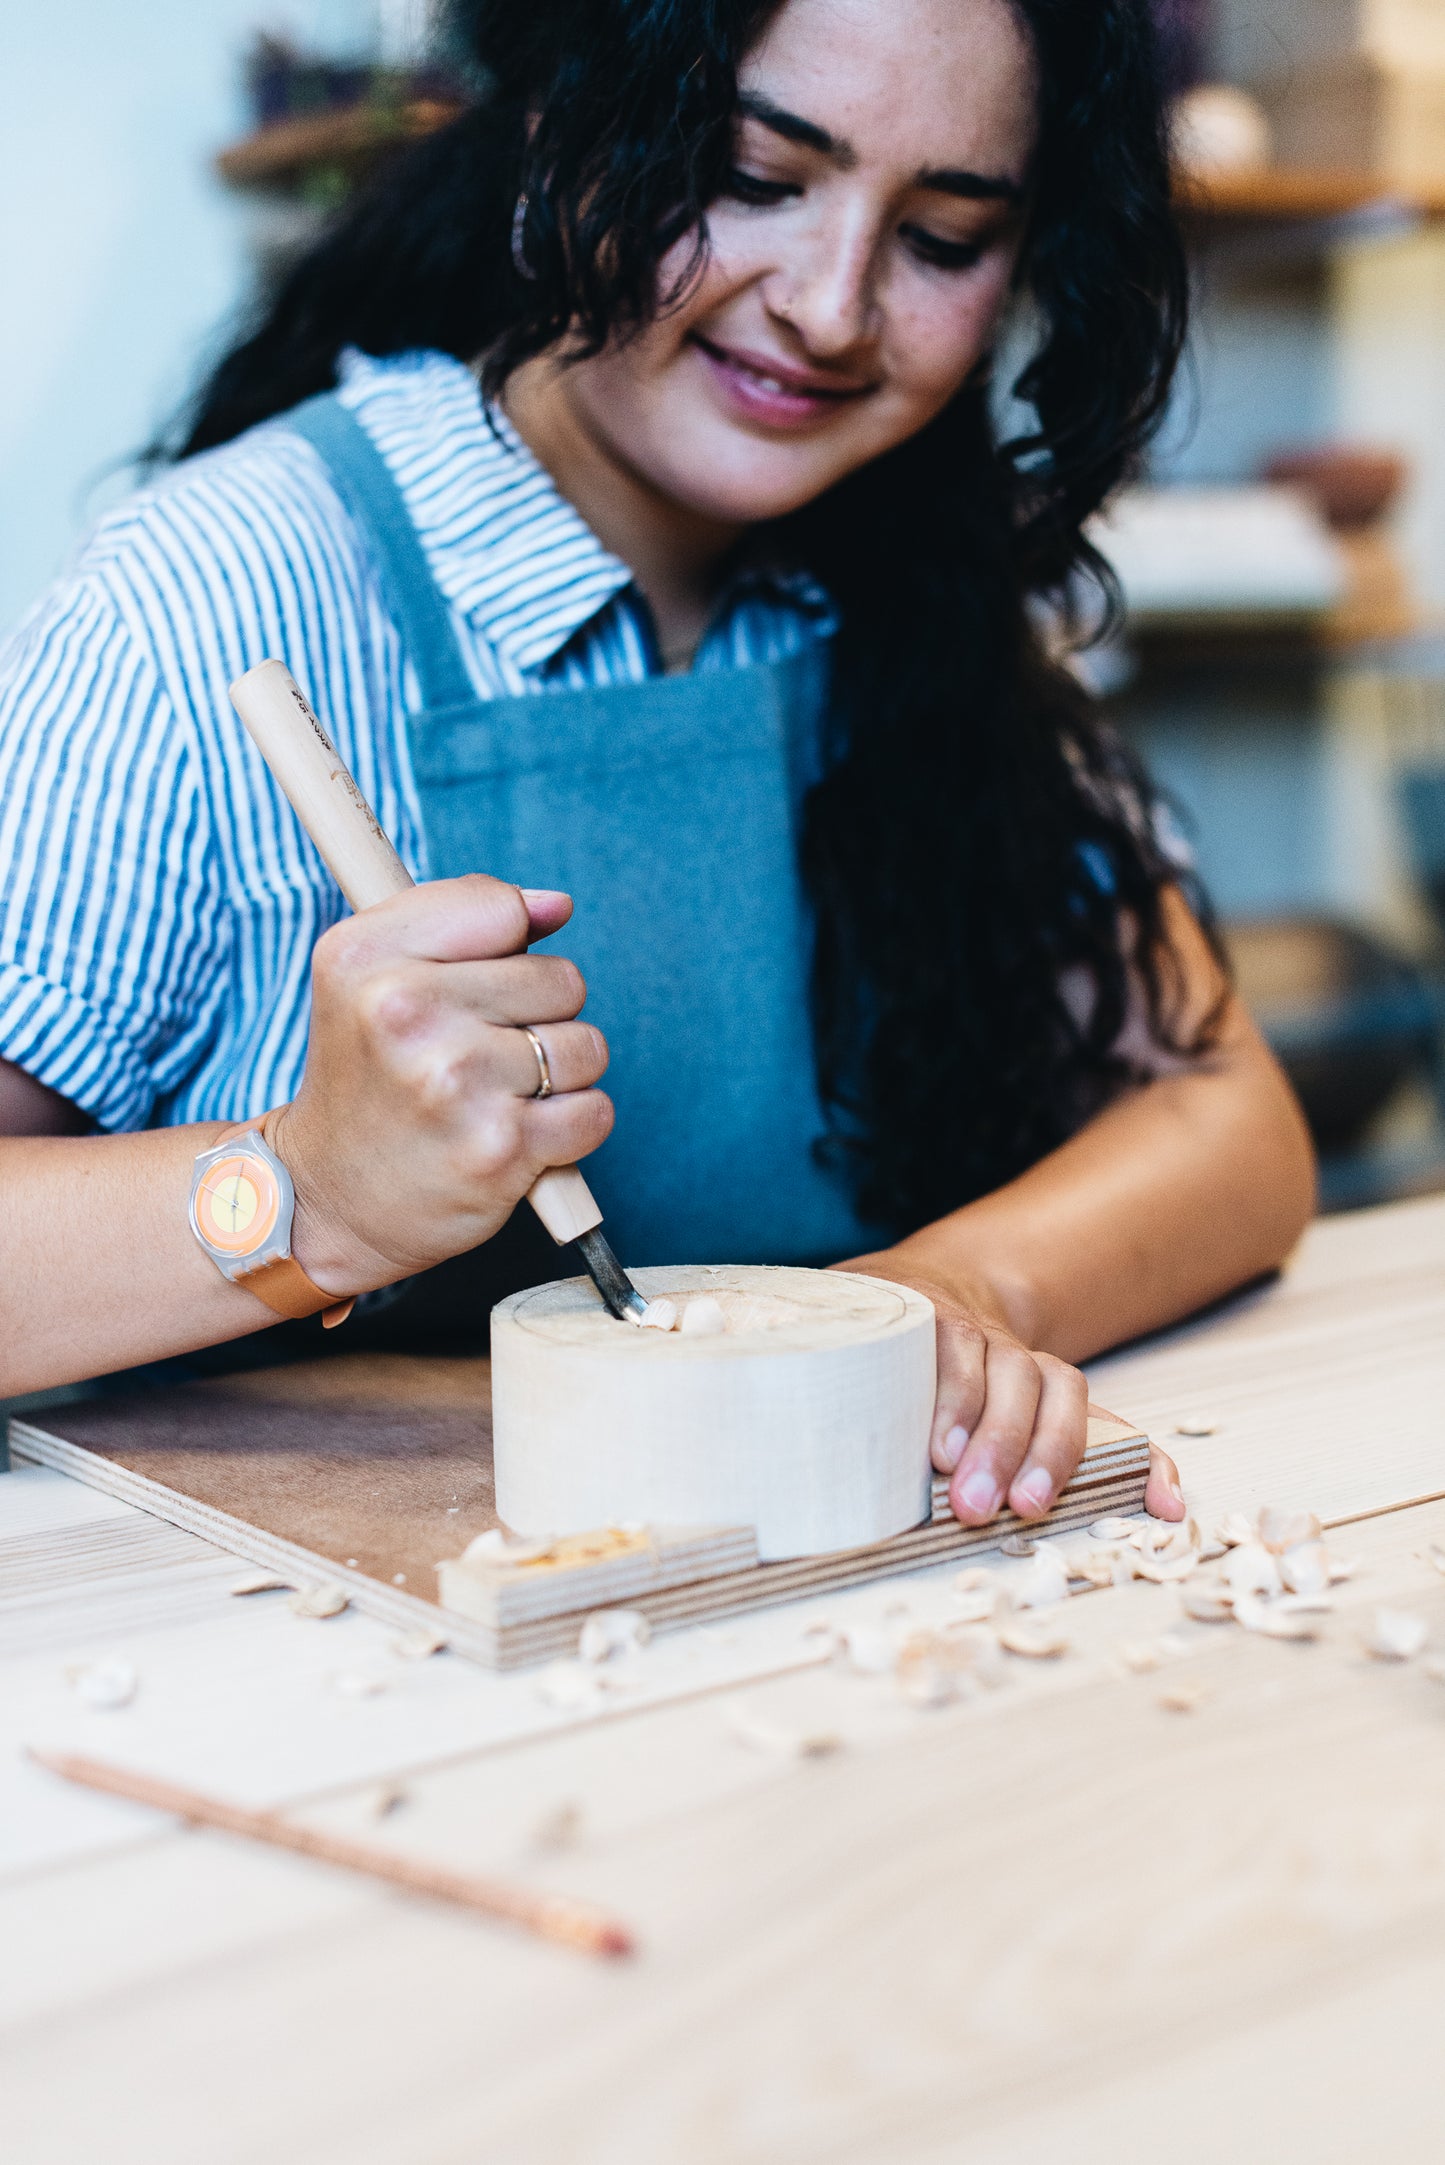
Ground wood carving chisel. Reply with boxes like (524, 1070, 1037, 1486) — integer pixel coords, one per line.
(229, 658, 648, 1323)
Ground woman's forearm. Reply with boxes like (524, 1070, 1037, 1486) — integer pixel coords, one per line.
(877, 998, 1316, 1364)
(0, 1126, 285, 1395)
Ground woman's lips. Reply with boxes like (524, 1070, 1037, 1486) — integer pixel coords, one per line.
(692, 336, 871, 428)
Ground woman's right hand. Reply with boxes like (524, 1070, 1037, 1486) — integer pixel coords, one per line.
(271, 876, 613, 1296)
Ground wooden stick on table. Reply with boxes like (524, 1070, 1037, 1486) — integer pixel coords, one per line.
(28, 1747, 634, 1959)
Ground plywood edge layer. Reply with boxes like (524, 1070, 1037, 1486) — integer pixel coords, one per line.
(437, 1525, 760, 1627)
(7, 1420, 1150, 1671)
(488, 1462, 1153, 1666)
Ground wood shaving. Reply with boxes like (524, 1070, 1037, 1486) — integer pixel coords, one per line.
(726, 1699, 842, 1758)
(69, 1658, 138, 1709)
(578, 1609, 651, 1664)
(1364, 1608, 1429, 1661)
(896, 1624, 1004, 1706)
(952, 1567, 996, 1593)
(531, 1801, 584, 1851)
(1280, 1542, 1331, 1596)
(1011, 1549, 1072, 1609)
(1275, 1592, 1335, 1616)
(1328, 1556, 1360, 1583)
(1223, 1544, 1283, 1600)
(1117, 1639, 1163, 1674)
(1090, 1516, 1143, 1543)
(896, 1652, 957, 1707)
(1181, 1586, 1235, 1624)
(1258, 1505, 1324, 1554)
(1147, 1518, 1202, 1565)
(1132, 1552, 1200, 1585)
(997, 1618, 1070, 1659)
(950, 1588, 1001, 1625)
(536, 1660, 608, 1711)
(678, 1296, 727, 1337)
(1158, 1679, 1209, 1712)
(841, 1624, 903, 1676)
(1173, 1413, 1222, 1436)
(1196, 1534, 1228, 1562)
(460, 1529, 558, 1567)
(637, 1297, 679, 1332)
(228, 1569, 290, 1596)
(998, 1532, 1036, 1558)
(1061, 1547, 1115, 1588)
(289, 1583, 349, 1619)
(390, 1628, 449, 1660)
(1216, 1512, 1256, 1548)
(1233, 1593, 1318, 1640)
(330, 1669, 388, 1698)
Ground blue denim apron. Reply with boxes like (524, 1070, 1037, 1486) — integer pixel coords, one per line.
(286, 394, 886, 1279)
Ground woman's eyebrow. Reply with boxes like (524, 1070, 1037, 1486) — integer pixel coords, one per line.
(737, 92, 1023, 204)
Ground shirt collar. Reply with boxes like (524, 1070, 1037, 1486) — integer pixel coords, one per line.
(336, 348, 634, 677)
(335, 348, 836, 672)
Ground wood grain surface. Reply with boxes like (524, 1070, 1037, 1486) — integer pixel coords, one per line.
(7, 1197, 1445, 2164)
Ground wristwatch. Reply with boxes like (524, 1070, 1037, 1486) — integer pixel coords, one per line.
(189, 1117, 354, 1328)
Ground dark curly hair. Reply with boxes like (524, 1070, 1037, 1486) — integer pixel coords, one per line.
(179, 0, 1211, 1235)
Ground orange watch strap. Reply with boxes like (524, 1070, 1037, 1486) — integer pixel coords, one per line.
(216, 1112, 354, 1330)
(231, 1253, 355, 1329)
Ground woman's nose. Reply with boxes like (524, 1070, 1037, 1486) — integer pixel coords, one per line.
(766, 204, 882, 359)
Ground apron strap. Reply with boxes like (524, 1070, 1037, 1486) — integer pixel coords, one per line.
(284, 392, 476, 712)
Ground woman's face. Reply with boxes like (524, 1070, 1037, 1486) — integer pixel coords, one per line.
(562, 0, 1038, 528)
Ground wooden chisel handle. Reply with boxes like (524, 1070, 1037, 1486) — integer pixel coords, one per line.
(229, 659, 603, 1247)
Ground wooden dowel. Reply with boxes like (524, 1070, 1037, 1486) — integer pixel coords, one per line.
(229, 659, 603, 1249)
(28, 1747, 633, 1959)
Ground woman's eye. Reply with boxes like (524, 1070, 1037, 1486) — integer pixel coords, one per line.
(721, 166, 801, 207)
(902, 226, 987, 271)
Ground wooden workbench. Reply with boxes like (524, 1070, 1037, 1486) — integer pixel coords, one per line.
(6, 1197, 1445, 2164)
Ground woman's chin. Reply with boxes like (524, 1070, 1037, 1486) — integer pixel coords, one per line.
(657, 440, 860, 527)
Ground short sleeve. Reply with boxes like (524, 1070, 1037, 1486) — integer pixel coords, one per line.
(0, 575, 230, 1129)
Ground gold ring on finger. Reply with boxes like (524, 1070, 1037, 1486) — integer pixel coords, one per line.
(520, 1026, 553, 1099)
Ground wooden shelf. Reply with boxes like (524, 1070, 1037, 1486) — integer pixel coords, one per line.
(216, 107, 1445, 222)
(215, 99, 462, 188)
(1177, 164, 1445, 223)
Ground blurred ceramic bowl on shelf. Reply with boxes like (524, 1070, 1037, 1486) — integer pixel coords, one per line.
(1171, 84, 1273, 175)
(1261, 448, 1408, 533)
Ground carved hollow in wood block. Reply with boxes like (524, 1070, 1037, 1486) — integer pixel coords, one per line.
(490, 1266, 937, 1561)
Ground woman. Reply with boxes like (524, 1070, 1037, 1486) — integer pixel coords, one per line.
(0, 0, 1314, 1527)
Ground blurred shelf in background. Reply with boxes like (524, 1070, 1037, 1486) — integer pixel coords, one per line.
(1179, 165, 1445, 222)
(216, 97, 463, 192)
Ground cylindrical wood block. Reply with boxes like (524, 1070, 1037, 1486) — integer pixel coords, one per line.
(491, 1266, 936, 1561)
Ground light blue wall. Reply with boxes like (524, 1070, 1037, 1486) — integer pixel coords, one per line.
(0, 2, 380, 639)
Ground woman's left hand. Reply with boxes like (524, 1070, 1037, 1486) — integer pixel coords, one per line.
(835, 1256, 1186, 1526)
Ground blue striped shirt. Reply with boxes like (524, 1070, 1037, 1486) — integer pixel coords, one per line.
(0, 348, 834, 1132)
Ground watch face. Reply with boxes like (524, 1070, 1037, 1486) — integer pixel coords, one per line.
(194, 1150, 281, 1258)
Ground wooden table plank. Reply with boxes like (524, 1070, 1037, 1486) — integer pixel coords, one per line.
(9, 1198, 1445, 2163)
(6, 1495, 1445, 2164)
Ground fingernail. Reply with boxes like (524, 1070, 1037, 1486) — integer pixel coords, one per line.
(958, 1470, 1000, 1519)
(520, 887, 568, 905)
(1014, 1468, 1054, 1513)
(939, 1424, 969, 1472)
(1168, 1478, 1184, 1502)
